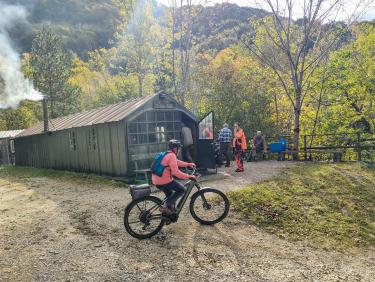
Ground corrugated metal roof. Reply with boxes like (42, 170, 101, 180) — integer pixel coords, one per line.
(17, 95, 155, 138)
(0, 130, 24, 139)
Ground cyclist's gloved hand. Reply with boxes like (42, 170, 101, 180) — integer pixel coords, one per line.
(189, 175, 197, 181)
(189, 163, 196, 168)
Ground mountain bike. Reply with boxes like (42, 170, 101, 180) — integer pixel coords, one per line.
(124, 168, 230, 239)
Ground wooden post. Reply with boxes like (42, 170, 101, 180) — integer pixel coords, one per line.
(304, 135, 307, 160)
(357, 133, 361, 161)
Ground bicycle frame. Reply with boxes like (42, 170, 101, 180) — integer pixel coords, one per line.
(174, 180, 201, 215)
(125, 170, 229, 238)
(146, 169, 204, 221)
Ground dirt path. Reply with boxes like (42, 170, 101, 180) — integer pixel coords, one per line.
(1, 162, 374, 281)
(201, 160, 295, 192)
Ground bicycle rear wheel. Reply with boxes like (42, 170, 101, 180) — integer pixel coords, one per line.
(124, 196, 165, 239)
(189, 188, 229, 225)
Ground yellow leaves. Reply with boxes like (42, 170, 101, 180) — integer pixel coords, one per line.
(0, 101, 40, 130)
(0, 119, 6, 131)
(21, 53, 33, 78)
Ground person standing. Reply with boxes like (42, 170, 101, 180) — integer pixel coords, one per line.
(232, 122, 247, 172)
(253, 131, 267, 160)
(181, 123, 194, 163)
(217, 123, 232, 167)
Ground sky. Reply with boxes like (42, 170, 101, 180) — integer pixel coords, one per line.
(157, 0, 375, 21)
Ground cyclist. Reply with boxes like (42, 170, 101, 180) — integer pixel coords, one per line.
(152, 139, 196, 216)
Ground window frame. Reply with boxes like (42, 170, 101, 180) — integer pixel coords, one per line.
(69, 131, 77, 151)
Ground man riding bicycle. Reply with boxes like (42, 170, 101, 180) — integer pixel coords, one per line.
(151, 139, 196, 216)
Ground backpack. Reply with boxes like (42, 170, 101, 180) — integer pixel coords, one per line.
(151, 152, 170, 177)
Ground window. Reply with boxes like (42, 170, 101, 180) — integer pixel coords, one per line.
(128, 110, 182, 169)
(156, 126, 165, 143)
(69, 131, 77, 151)
(88, 128, 97, 151)
(156, 112, 165, 121)
(147, 111, 155, 121)
(199, 112, 214, 140)
(165, 112, 173, 121)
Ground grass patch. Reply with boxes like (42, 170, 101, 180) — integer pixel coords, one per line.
(227, 163, 375, 250)
(0, 165, 124, 187)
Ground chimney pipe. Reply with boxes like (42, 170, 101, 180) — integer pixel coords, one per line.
(43, 97, 49, 132)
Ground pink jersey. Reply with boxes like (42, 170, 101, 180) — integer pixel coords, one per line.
(152, 151, 191, 185)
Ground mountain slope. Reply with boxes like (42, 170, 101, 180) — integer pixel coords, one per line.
(2, 0, 122, 57)
(2, 1, 264, 56)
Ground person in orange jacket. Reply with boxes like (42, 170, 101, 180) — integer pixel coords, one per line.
(232, 122, 247, 172)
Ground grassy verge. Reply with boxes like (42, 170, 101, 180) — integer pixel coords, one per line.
(0, 165, 124, 187)
(227, 163, 375, 250)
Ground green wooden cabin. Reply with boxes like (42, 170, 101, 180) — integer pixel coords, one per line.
(15, 93, 215, 176)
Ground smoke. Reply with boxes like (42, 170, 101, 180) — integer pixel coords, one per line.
(0, 3, 42, 109)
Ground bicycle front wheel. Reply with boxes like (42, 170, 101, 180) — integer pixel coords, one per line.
(124, 196, 165, 239)
(189, 188, 229, 225)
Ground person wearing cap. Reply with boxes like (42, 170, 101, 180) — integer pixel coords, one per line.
(152, 139, 196, 217)
(217, 123, 232, 167)
(253, 131, 267, 160)
(232, 122, 247, 172)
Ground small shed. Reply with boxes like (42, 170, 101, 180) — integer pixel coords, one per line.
(15, 93, 215, 176)
(0, 130, 24, 165)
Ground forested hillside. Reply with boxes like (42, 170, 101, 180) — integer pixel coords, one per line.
(2, 1, 264, 56)
(1, 0, 122, 57)
(185, 4, 269, 52)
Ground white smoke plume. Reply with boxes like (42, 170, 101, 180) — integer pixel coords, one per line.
(0, 3, 42, 109)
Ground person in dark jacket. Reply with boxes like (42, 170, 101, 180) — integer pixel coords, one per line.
(253, 131, 267, 160)
(217, 123, 232, 167)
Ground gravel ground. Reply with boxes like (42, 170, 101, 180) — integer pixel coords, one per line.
(1, 161, 374, 281)
(200, 160, 296, 192)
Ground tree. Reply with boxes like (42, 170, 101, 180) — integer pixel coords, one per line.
(116, 0, 160, 97)
(173, 0, 197, 106)
(313, 24, 375, 134)
(70, 49, 138, 109)
(197, 46, 276, 135)
(0, 101, 41, 130)
(242, 0, 373, 158)
(30, 27, 81, 118)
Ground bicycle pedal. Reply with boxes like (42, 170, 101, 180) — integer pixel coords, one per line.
(169, 213, 178, 222)
(165, 219, 172, 225)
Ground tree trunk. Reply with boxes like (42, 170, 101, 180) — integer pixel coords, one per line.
(179, 0, 184, 104)
(138, 75, 143, 97)
(43, 98, 49, 132)
(273, 92, 280, 134)
(172, 2, 177, 97)
(293, 105, 301, 160)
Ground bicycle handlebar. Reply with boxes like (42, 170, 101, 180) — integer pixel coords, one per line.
(186, 166, 201, 178)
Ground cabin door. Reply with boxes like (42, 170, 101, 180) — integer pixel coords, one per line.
(197, 112, 216, 169)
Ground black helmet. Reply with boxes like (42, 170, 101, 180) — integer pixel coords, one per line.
(168, 139, 181, 150)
